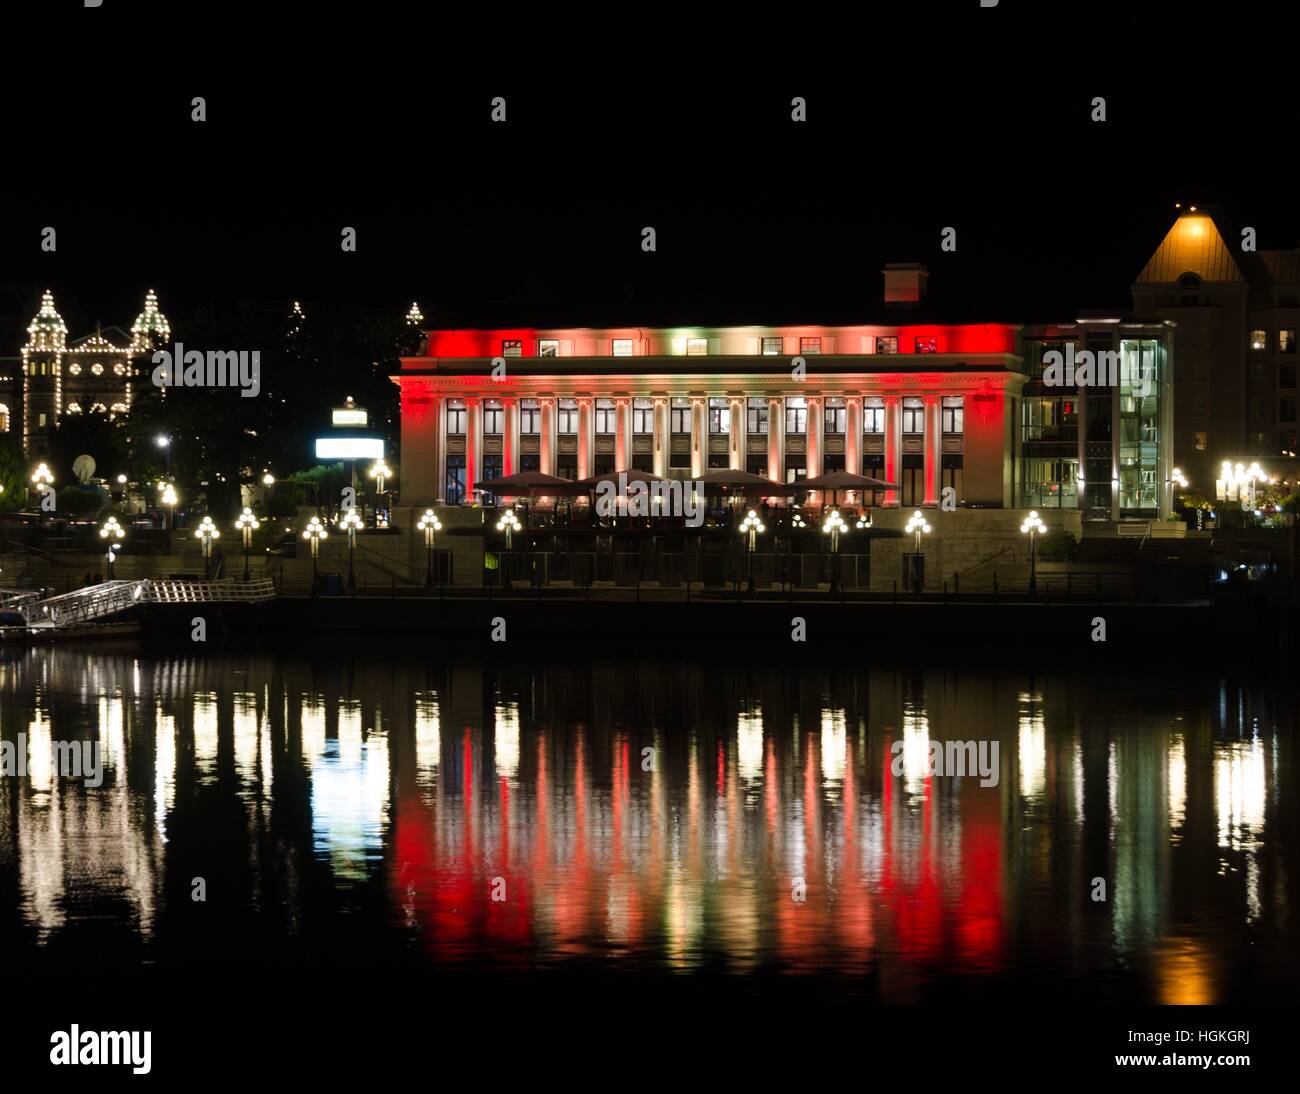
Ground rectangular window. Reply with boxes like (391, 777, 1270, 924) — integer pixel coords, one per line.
(799, 337, 821, 355)
(483, 455, 503, 481)
(1281, 397, 1297, 424)
(445, 456, 466, 504)
(483, 402, 503, 434)
(785, 397, 807, 435)
(612, 338, 634, 357)
(747, 454, 768, 476)
(823, 402, 845, 434)
(519, 399, 540, 434)
(1281, 329, 1297, 355)
(446, 401, 466, 435)
(594, 454, 615, 475)
(1195, 431, 1207, 451)
(864, 399, 884, 433)
(502, 340, 522, 357)
(747, 398, 768, 435)
(942, 395, 963, 434)
(557, 400, 579, 434)
(785, 456, 806, 483)
(1250, 330, 1268, 351)
(1281, 362, 1297, 389)
(632, 398, 653, 434)
(876, 336, 898, 354)
(761, 336, 783, 356)
(632, 454, 654, 472)
(520, 454, 540, 472)
(671, 403, 692, 434)
(902, 397, 924, 434)
(538, 339, 559, 357)
(915, 336, 938, 354)
(686, 338, 709, 356)
(556, 454, 578, 480)
(708, 398, 730, 434)
(595, 399, 616, 434)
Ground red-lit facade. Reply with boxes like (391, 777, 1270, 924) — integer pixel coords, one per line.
(393, 322, 1028, 508)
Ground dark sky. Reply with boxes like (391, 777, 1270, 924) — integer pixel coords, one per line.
(1, 1, 1294, 344)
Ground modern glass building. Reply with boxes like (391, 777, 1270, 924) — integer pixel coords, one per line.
(1019, 321, 1175, 520)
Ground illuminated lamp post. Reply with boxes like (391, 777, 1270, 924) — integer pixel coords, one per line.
(739, 509, 765, 594)
(1020, 509, 1047, 594)
(99, 515, 125, 579)
(194, 515, 220, 580)
(235, 507, 259, 582)
(338, 507, 364, 593)
(160, 483, 178, 532)
(303, 516, 327, 595)
(496, 507, 522, 589)
(30, 462, 54, 526)
(822, 509, 848, 594)
(417, 508, 443, 590)
(905, 509, 931, 594)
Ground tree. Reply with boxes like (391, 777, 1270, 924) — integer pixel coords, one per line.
(0, 434, 26, 512)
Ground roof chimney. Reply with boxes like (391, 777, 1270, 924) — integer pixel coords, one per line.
(883, 262, 928, 308)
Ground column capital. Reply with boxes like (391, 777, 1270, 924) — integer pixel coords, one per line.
(845, 395, 863, 405)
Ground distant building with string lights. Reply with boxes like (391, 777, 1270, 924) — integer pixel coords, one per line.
(13, 289, 171, 459)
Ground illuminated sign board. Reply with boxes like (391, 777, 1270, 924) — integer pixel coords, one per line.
(332, 408, 368, 426)
(315, 437, 384, 459)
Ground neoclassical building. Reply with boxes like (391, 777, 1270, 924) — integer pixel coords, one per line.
(395, 272, 1031, 510)
(17, 289, 171, 458)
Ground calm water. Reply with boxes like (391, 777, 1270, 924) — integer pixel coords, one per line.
(0, 644, 1294, 1003)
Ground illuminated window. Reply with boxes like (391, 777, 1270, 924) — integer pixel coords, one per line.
(612, 338, 634, 357)
(670, 398, 691, 434)
(1281, 330, 1296, 355)
(446, 400, 466, 434)
(595, 399, 616, 434)
(519, 399, 540, 434)
(761, 336, 783, 356)
(902, 397, 925, 433)
(483, 400, 503, 434)
(785, 397, 807, 435)
(708, 397, 730, 434)
(823, 398, 845, 434)
(747, 397, 768, 434)
(686, 338, 708, 356)
(557, 399, 579, 434)
(501, 340, 522, 357)
(0, 403, 7, 431)
(876, 336, 899, 354)
(1250, 330, 1268, 351)
(915, 337, 938, 354)
(538, 339, 559, 357)
(942, 395, 964, 433)
(632, 398, 654, 433)
(864, 398, 884, 433)
(799, 337, 821, 355)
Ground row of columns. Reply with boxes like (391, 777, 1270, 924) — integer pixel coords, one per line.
(436, 393, 947, 506)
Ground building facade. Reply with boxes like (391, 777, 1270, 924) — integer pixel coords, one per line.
(17, 289, 171, 458)
(394, 310, 1029, 511)
(1132, 207, 1299, 489)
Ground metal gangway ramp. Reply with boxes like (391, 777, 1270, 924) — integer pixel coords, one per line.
(21, 578, 276, 629)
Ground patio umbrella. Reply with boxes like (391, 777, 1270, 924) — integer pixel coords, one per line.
(696, 468, 797, 498)
(475, 470, 586, 496)
(574, 468, 661, 489)
(798, 469, 898, 505)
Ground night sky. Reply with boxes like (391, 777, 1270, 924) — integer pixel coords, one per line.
(2, 2, 1294, 342)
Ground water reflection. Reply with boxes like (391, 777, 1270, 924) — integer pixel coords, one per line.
(0, 647, 1295, 1001)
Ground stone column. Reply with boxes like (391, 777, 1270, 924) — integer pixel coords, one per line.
(729, 397, 744, 470)
(805, 396, 823, 481)
(767, 396, 783, 483)
(653, 397, 669, 478)
(845, 397, 862, 476)
(577, 397, 594, 480)
(690, 397, 707, 478)
(502, 397, 518, 477)
(923, 394, 942, 506)
(884, 395, 902, 507)
(615, 398, 631, 471)
(539, 397, 557, 476)
(465, 401, 483, 500)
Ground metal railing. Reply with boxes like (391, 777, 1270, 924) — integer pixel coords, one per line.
(20, 578, 276, 627)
